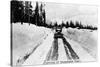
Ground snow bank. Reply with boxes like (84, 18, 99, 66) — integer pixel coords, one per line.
(12, 23, 50, 65)
(62, 28, 97, 58)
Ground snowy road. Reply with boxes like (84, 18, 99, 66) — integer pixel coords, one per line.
(22, 32, 54, 65)
(16, 30, 96, 66)
(64, 36, 96, 62)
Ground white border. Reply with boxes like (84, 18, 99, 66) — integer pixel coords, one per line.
(0, 0, 100, 67)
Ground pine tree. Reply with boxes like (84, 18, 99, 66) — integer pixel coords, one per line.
(55, 22, 57, 27)
(66, 21, 69, 28)
(34, 2, 39, 25)
(75, 21, 79, 28)
(70, 20, 74, 28)
(79, 22, 83, 29)
(11, 0, 24, 23)
(43, 9, 46, 26)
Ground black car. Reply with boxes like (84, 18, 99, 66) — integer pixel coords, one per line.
(54, 26, 63, 38)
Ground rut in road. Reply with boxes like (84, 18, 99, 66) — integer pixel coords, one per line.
(45, 36, 80, 62)
(62, 37, 80, 62)
(45, 38, 58, 61)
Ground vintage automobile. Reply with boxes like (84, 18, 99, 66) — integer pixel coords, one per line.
(54, 26, 63, 38)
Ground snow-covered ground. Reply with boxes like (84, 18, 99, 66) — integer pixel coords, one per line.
(12, 23, 52, 65)
(64, 36, 96, 62)
(22, 32, 54, 65)
(62, 27, 97, 58)
(12, 23, 97, 66)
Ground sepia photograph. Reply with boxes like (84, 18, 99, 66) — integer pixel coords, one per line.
(11, 0, 98, 66)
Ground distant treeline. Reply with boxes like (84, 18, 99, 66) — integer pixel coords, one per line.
(11, 0, 97, 30)
(52, 21, 97, 30)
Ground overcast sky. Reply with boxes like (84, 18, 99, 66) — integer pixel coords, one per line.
(29, 1, 98, 26)
(45, 2, 98, 26)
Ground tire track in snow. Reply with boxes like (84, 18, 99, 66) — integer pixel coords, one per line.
(22, 33, 54, 65)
